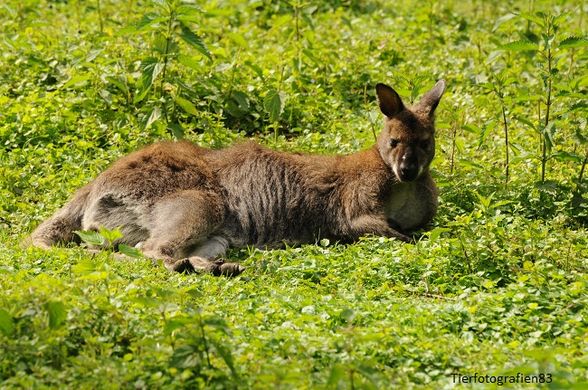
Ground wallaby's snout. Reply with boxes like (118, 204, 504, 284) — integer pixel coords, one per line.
(388, 138, 431, 182)
(398, 146, 419, 182)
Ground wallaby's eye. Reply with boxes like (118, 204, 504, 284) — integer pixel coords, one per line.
(390, 139, 400, 148)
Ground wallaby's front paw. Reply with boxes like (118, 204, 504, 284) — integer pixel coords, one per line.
(178, 257, 245, 277)
(164, 258, 194, 273)
(163, 257, 244, 276)
(396, 232, 412, 243)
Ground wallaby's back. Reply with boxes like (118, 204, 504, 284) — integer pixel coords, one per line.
(209, 142, 395, 247)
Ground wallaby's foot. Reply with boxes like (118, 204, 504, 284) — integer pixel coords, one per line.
(216, 261, 246, 277)
(164, 256, 244, 277)
(394, 231, 412, 243)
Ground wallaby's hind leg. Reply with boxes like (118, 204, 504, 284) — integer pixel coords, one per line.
(140, 190, 243, 276)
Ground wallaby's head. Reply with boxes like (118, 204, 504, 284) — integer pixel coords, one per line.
(376, 80, 445, 182)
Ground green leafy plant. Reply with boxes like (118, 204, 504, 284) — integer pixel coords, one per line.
(500, 11, 588, 183)
(126, 0, 211, 138)
(75, 227, 143, 258)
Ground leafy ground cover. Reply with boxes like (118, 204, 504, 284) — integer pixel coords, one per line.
(1, 0, 587, 388)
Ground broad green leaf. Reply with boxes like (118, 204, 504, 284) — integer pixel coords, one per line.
(492, 13, 517, 32)
(339, 308, 354, 323)
(203, 316, 229, 332)
(519, 12, 545, 27)
(145, 106, 161, 130)
(302, 48, 320, 64)
(169, 345, 201, 369)
(225, 91, 250, 118)
(106, 76, 129, 95)
(515, 115, 538, 131)
(168, 122, 185, 139)
(486, 50, 502, 63)
(227, 32, 248, 48)
(500, 39, 538, 51)
(177, 4, 204, 13)
(542, 122, 556, 150)
(482, 279, 495, 289)
(75, 230, 106, 246)
(477, 120, 494, 148)
(552, 151, 582, 163)
(231, 91, 249, 111)
(143, 58, 164, 87)
(0, 309, 14, 336)
(46, 301, 67, 329)
(98, 226, 123, 244)
(244, 60, 264, 79)
(211, 340, 238, 378)
(134, 58, 163, 103)
(72, 259, 96, 274)
(460, 159, 484, 169)
(356, 363, 379, 384)
(574, 128, 587, 144)
(119, 244, 144, 258)
(163, 317, 190, 335)
(62, 74, 91, 89)
(177, 54, 202, 71)
(174, 95, 199, 116)
(426, 227, 451, 241)
(119, 13, 165, 34)
(558, 36, 588, 49)
(264, 89, 283, 123)
(176, 4, 204, 23)
(327, 364, 346, 386)
(79, 271, 110, 281)
(461, 124, 481, 134)
(179, 24, 211, 60)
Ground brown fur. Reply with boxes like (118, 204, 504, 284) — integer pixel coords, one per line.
(29, 81, 446, 276)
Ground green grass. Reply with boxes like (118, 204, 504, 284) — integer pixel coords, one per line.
(1, 0, 587, 388)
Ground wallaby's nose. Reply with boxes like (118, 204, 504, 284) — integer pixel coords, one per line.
(399, 163, 419, 181)
(399, 152, 419, 181)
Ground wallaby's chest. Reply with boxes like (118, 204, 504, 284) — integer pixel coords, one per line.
(384, 182, 429, 232)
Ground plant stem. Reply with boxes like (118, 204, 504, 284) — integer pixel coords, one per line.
(198, 314, 212, 368)
(160, 8, 175, 98)
(96, 0, 103, 33)
(500, 102, 510, 184)
(294, 0, 302, 70)
(294, 1, 301, 43)
(578, 151, 588, 184)
(541, 24, 553, 183)
(450, 120, 457, 175)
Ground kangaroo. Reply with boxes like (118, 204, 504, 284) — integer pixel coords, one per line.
(29, 80, 445, 276)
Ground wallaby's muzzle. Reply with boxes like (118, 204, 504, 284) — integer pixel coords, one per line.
(399, 163, 419, 181)
(398, 147, 419, 181)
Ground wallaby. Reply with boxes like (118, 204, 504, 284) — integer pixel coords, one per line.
(29, 80, 446, 276)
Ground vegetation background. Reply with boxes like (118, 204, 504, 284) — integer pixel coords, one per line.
(0, 0, 587, 388)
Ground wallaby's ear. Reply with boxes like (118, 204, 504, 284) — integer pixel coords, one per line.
(376, 83, 404, 118)
(418, 80, 446, 117)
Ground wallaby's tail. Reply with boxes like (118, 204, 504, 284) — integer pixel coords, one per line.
(26, 185, 93, 249)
